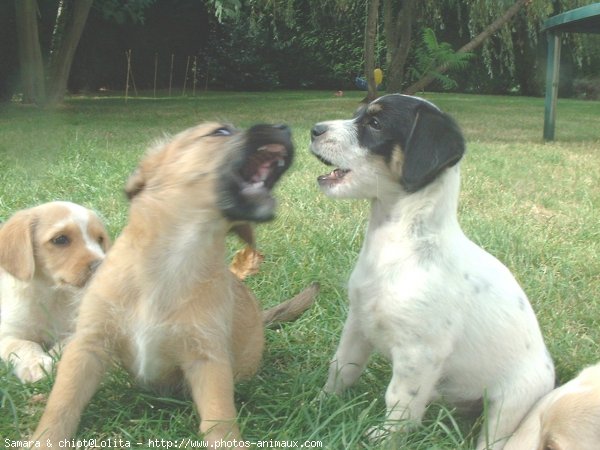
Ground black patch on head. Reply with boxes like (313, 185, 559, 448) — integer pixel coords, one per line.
(218, 124, 294, 223)
(402, 104, 465, 192)
(357, 95, 465, 192)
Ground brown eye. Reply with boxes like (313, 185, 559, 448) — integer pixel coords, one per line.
(368, 117, 381, 130)
(51, 235, 70, 246)
(97, 236, 104, 246)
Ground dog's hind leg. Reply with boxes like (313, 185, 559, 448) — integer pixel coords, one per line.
(31, 333, 110, 449)
(502, 396, 548, 450)
(184, 358, 242, 449)
(477, 379, 553, 450)
(324, 308, 373, 395)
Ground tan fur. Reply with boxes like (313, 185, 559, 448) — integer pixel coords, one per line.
(0, 201, 109, 383)
(32, 123, 315, 449)
(505, 363, 600, 450)
(388, 144, 404, 180)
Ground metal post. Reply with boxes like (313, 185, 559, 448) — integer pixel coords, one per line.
(543, 32, 561, 141)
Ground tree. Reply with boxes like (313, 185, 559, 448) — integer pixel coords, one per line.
(382, 0, 416, 94)
(363, 0, 380, 102)
(404, 0, 529, 95)
(15, 0, 94, 106)
(14, 0, 160, 106)
(15, 0, 46, 104)
(361, 0, 529, 96)
(46, 0, 93, 105)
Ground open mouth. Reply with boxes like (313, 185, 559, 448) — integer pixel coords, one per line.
(314, 154, 351, 187)
(221, 124, 293, 222)
(239, 143, 288, 198)
(318, 168, 351, 186)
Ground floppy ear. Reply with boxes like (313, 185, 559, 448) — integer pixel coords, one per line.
(124, 146, 166, 200)
(124, 167, 145, 200)
(0, 210, 36, 281)
(401, 107, 465, 192)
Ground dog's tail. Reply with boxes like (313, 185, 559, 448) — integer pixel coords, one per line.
(230, 244, 318, 328)
(262, 282, 319, 329)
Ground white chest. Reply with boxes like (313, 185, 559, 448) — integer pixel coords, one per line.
(349, 252, 434, 353)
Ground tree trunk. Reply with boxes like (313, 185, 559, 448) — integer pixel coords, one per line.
(15, 0, 46, 105)
(46, 0, 93, 106)
(404, 0, 528, 95)
(363, 0, 380, 103)
(383, 0, 416, 93)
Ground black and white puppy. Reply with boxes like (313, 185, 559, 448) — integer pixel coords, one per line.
(310, 94, 554, 450)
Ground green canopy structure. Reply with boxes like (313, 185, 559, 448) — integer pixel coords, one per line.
(542, 3, 600, 140)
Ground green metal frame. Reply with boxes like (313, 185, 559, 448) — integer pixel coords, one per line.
(542, 3, 600, 141)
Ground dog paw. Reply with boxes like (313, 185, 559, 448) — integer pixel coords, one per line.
(365, 424, 391, 443)
(366, 420, 415, 443)
(318, 388, 332, 401)
(14, 354, 54, 383)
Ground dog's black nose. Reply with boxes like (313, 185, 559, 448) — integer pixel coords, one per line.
(311, 123, 328, 140)
(274, 124, 291, 139)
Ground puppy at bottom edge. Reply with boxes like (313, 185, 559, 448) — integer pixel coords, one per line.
(30, 122, 317, 450)
(504, 362, 600, 450)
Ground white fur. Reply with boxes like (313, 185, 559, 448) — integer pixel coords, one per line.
(311, 99, 554, 450)
(60, 202, 106, 258)
(0, 201, 108, 383)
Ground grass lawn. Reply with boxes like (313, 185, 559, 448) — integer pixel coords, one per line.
(1, 90, 599, 449)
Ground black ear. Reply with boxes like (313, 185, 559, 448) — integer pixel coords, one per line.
(401, 106, 465, 192)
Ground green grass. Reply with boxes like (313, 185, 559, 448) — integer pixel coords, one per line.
(1, 91, 599, 449)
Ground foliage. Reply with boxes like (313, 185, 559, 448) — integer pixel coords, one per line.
(206, 0, 242, 22)
(205, 18, 280, 90)
(95, 0, 157, 24)
(409, 28, 473, 91)
(2, 0, 600, 98)
(419, 0, 599, 94)
(573, 76, 600, 100)
(206, 0, 366, 90)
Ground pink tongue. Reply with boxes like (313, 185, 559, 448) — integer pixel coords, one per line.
(251, 162, 272, 183)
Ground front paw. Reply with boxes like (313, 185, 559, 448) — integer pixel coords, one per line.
(323, 376, 345, 396)
(366, 424, 392, 443)
(14, 354, 54, 383)
(318, 387, 335, 401)
(366, 419, 415, 443)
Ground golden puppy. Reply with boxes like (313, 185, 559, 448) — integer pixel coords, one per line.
(0, 201, 109, 383)
(505, 362, 600, 450)
(32, 122, 315, 449)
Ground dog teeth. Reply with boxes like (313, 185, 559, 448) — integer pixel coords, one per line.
(258, 144, 285, 154)
(318, 169, 350, 183)
(242, 181, 266, 195)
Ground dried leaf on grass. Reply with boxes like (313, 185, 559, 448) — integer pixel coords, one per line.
(229, 246, 265, 280)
